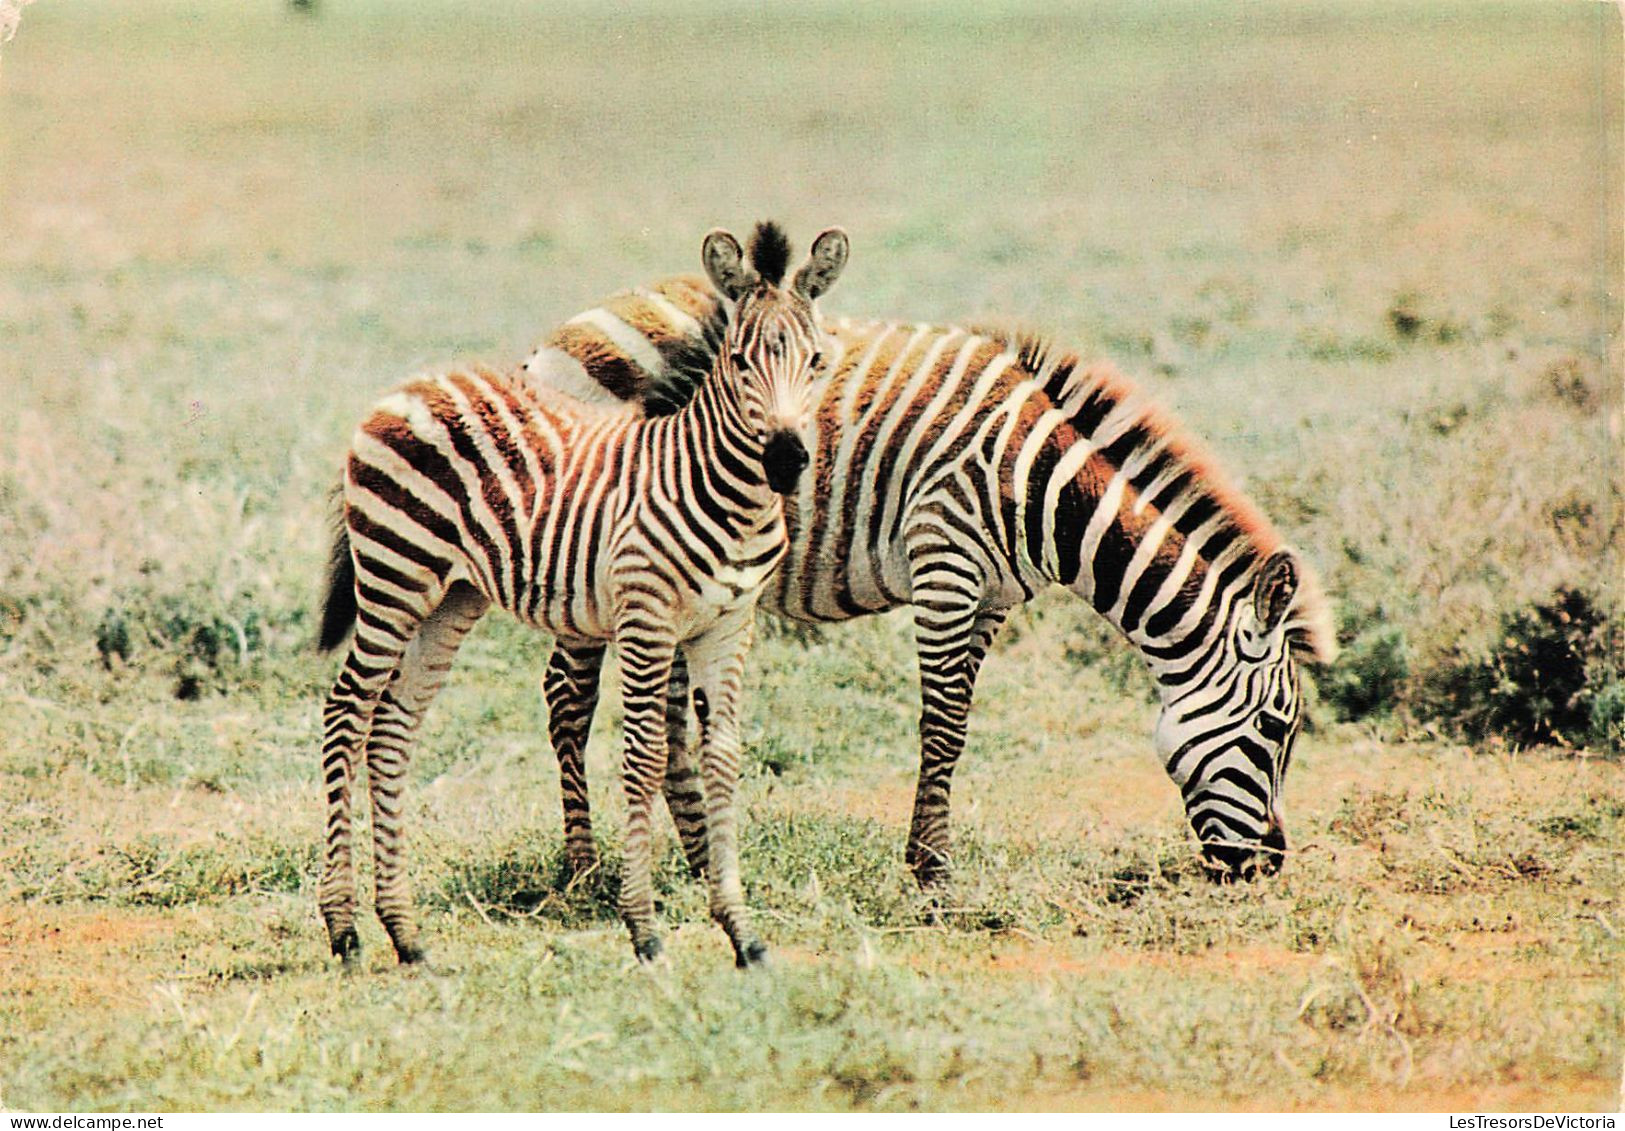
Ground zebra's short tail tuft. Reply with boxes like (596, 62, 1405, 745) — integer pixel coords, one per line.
(318, 519, 357, 652)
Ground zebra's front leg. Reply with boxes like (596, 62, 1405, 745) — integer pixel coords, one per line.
(906, 593, 1006, 892)
(543, 640, 607, 878)
(662, 651, 711, 879)
(684, 608, 765, 968)
(614, 626, 679, 962)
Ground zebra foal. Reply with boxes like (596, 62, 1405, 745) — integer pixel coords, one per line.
(315, 223, 849, 967)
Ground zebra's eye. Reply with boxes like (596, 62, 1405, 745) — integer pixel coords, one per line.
(1256, 711, 1291, 744)
(730, 350, 749, 370)
(809, 351, 824, 369)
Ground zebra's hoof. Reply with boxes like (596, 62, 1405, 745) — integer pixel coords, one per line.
(394, 941, 427, 965)
(564, 853, 602, 884)
(735, 939, 768, 969)
(331, 927, 362, 966)
(633, 935, 664, 963)
(908, 855, 952, 892)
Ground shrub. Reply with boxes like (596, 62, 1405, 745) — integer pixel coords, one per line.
(1386, 292, 1425, 340)
(1589, 681, 1625, 753)
(1419, 586, 1619, 748)
(1322, 623, 1409, 721)
(1541, 355, 1599, 412)
(1387, 290, 1467, 345)
(94, 585, 285, 699)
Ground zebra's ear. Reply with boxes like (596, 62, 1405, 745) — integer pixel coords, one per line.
(792, 227, 849, 301)
(1253, 549, 1300, 634)
(703, 229, 756, 300)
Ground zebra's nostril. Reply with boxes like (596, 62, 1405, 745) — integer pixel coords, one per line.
(761, 431, 809, 495)
(1201, 819, 1289, 883)
(1259, 817, 1288, 876)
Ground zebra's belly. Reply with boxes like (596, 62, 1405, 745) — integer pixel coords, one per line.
(768, 529, 909, 624)
(517, 577, 617, 642)
(707, 556, 780, 600)
(515, 525, 786, 643)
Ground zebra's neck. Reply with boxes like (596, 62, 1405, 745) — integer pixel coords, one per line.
(665, 366, 776, 508)
(1017, 363, 1278, 673)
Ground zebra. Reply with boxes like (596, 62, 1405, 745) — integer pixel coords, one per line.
(315, 222, 850, 967)
(520, 280, 1336, 892)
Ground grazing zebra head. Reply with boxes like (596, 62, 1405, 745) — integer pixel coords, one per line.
(702, 222, 848, 495)
(1151, 547, 1327, 882)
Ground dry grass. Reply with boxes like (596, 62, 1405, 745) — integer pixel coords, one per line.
(0, 0, 1619, 1113)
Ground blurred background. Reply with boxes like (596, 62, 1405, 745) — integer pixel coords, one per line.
(0, 0, 1619, 1111)
(2, 2, 1617, 707)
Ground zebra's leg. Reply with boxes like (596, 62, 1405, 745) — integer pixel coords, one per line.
(543, 642, 708, 882)
(684, 606, 764, 968)
(364, 584, 489, 964)
(906, 586, 1007, 891)
(543, 640, 607, 878)
(319, 608, 424, 966)
(614, 625, 679, 962)
(662, 650, 711, 879)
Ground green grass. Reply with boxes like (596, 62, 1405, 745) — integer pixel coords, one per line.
(1, 0, 1620, 1113)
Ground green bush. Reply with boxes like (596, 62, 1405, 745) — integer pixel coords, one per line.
(1420, 587, 1619, 749)
(1588, 681, 1625, 753)
(94, 586, 289, 699)
(1323, 623, 1410, 721)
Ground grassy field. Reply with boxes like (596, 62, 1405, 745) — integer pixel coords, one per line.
(1, 0, 1620, 1113)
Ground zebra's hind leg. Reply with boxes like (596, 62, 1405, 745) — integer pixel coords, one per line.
(543, 640, 608, 879)
(662, 651, 711, 879)
(319, 613, 421, 966)
(684, 608, 764, 968)
(365, 583, 489, 965)
(905, 579, 1007, 892)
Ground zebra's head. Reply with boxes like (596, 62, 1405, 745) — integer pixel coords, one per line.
(1151, 548, 1331, 882)
(702, 222, 848, 496)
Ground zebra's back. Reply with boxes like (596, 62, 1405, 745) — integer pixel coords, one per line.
(521, 291, 1064, 623)
(520, 276, 726, 414)
(776, 319, 1056, 621)
(346, 364, 641, 641)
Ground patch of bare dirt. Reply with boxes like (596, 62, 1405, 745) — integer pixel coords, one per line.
(0, 906, 175, 1015)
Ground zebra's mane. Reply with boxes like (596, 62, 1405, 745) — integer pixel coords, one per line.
(749, 221, 792, 287)
(962, 320, 1052, 373)
(1027, 346, 1334, 661)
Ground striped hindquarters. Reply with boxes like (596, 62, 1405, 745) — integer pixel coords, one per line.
(519, 276, 727, 415)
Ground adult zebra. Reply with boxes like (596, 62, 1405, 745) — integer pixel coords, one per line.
(523, 276, 1335, 890)
(316, 223, 849, 967)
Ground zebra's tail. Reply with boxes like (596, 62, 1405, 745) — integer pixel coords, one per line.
(318, 513, 357, 653)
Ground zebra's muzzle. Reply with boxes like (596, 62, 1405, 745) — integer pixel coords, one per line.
(1200, 816, 1287, 883)
(761, 430, 809, 495)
